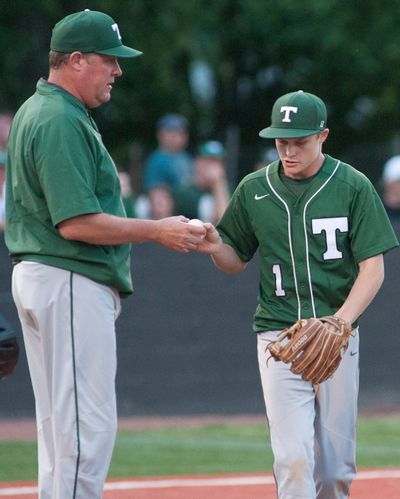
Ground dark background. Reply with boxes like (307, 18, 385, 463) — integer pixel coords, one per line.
(2, 1, 400, 421)
(2, 1, 400, 189)
(1, 232, 399, 419)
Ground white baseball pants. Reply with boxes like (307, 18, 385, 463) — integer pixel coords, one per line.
(257, 328, 359, 499)
(12, 261, 121, 499)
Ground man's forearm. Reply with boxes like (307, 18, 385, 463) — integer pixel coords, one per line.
(58, 213, 161, 244)
(58, 213, 207, 253)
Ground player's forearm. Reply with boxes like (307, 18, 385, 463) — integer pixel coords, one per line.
(335, 254, 384, 324)
(195, 224, 247, 273)
(211, 242, 247, 275)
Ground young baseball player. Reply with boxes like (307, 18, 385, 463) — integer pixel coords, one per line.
(198, 90, 399, 498)
(5, 10, 205, 499)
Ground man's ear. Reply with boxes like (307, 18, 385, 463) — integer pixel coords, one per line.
(68, 51, 85, 71)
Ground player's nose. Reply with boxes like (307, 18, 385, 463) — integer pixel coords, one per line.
(283, 145, 292, 156)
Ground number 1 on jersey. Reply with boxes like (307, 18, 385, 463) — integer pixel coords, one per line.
(272, 264, 286, 297)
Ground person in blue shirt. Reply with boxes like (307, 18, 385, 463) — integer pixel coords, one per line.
(173, 140, 230, 223)
(0, 112, 13, 231)
(143, 113, 193, 218)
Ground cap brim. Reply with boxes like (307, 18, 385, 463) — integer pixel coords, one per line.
(96, 45, 143, 58)
(259, 127, 321, 139)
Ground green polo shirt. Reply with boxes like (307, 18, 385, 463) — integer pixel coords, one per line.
(5, 78, 133, 295)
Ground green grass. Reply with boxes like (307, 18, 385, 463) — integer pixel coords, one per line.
(356, 416, 400, 467)
(110, 423, 273, 478)
(0, 416, 400, 482)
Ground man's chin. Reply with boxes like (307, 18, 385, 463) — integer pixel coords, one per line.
(88, 95, 111, 109)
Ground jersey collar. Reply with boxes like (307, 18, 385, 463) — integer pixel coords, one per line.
(266, 155, 340, 203)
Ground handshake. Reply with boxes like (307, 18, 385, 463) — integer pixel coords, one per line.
(185, 218, 220, 253)
(155, 215, 221, 254)
(187, 218, 208, 237)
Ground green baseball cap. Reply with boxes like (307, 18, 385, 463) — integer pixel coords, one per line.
(259, 90, 327, 139)
(198, 141, 225, 159)
(50, 9, 142, 58)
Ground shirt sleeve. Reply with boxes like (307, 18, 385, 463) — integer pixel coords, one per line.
(350, 177, 399, 262)
(217, 181, 259, 262)
(34, 114, 102, 226)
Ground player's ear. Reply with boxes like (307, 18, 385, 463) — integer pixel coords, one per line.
(319, 129, 330, 143)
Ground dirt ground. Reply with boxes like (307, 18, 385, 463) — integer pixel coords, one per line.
(0, 469, 400, 498)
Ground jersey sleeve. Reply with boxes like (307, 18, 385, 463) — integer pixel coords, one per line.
(34, 114, 102, 226)
(217, 180, 259, 262)
(350, 176, 399, 261)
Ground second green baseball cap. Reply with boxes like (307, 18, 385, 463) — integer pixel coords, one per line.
(198, 141, 225, 159)
(259, 90, 327, 139)
(50, 9, 142, 58)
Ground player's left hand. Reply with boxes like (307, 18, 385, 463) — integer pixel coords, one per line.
(267, 316, 353, 384)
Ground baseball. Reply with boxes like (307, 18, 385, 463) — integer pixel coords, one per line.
(188, 218, 206, 237)
(188, 218, 204, 227)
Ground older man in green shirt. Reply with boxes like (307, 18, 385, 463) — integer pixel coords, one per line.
(6, 10, 205, 499)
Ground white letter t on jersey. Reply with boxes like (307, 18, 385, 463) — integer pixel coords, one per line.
(312, 217, 349, 260)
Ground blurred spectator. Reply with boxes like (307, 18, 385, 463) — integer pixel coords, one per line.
(0, 152, 5, 232)
(117, 167, 137, 218)
(0, 112, 14, 231)
(142, 113, 193, 219)
(381, 155, 400, 222)
(174, 140, 230, 223)
(0, 112, 12, 152)
(254, 146, 279, 171)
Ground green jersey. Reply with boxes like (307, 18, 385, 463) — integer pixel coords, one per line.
(5, 79, 133, 295)
(217, 155, 399, 332)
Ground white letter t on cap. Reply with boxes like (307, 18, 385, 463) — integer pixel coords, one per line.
(112, 23, 122, 39)
(281, 106, 298, 122)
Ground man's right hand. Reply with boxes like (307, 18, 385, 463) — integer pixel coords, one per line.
(155, 216, 207, 252)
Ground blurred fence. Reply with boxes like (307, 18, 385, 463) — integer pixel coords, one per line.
(0, 232, 399, 419)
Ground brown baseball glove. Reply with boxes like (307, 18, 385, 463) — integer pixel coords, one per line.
(267, 316, 353, 384)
